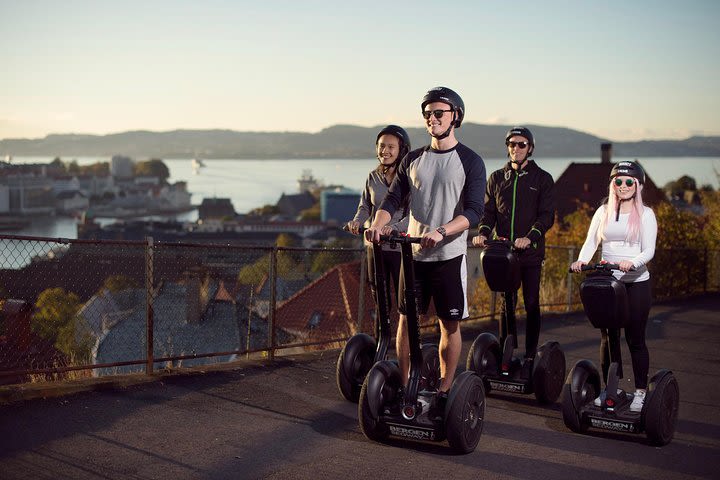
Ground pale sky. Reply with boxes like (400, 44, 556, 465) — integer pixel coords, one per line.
(1, 0, 719, 142)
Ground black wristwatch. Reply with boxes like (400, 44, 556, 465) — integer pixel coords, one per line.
(436, 226, 447, 238)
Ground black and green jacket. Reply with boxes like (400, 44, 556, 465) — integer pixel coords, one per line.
(478, 160, 556, 266)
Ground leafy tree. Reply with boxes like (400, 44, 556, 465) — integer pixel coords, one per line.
(310, 238, 357, 274)
(276, 233, 298, 248)
(298, 203, 321, 221)
(664, 175, 697, 199)
(700, 190, 720, 249)
(655, 201, 703, 249)
(66, 160, 81, 174)
(546, 203, 594, 247)
(102, 275, 141, 294)
(134, 158, 170, 182)
(237, 252, 299, 285)
(81, 161, 109, 176)
(237, 235, 300, 285)
(31, 288, 91, 362)
(248, 204, 280, 217)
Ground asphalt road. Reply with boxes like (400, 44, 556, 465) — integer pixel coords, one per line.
(1, 294, 719, 480)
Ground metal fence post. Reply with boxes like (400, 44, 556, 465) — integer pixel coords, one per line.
(267, 246, 278, 361)
(145, 236, 154, 375)
(567, 246, 575, 312)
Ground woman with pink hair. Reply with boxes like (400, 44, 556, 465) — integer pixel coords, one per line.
(570, 161, 657, 412)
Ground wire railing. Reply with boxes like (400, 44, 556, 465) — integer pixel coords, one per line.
(1, 233, 717, 386)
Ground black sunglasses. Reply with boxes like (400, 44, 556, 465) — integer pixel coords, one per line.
(506, 141, 528, 149)
(614, 178, 635, 187)
(422, 109, 453, 120)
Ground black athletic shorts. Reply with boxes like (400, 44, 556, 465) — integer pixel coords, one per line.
(398, 254, 468, 321)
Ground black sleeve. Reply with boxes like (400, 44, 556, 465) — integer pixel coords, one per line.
(478, 172, 497, 237)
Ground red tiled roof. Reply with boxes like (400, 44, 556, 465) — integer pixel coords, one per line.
(274, 261, 375, 344)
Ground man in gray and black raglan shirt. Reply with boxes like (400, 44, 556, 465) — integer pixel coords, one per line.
(365, 87, 486, 406)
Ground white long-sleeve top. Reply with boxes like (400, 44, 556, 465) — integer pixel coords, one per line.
(577, 204, 657, 283)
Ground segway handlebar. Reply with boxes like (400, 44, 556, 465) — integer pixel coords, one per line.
(486, 237, 512, 246)
(568, 262, 622, 273)
(344, 225, 421, 244)
(480, 236, 536, 250)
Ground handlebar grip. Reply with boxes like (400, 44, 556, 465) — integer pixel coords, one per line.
(569, 263, 623, 273)
(379, 233, 421, 244)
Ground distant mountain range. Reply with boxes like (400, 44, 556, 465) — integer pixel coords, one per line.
(2, 124, 719, 159)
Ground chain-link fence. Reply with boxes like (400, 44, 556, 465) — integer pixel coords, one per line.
(2, 234, 718, 386)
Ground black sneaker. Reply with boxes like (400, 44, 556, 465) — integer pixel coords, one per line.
(429, 390, 448, 420)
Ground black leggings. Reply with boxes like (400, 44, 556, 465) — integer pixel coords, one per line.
(600, 279, 652, 389)
(500, 264, 542, 358)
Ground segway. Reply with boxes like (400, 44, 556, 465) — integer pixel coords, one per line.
(336, 228, 441, 403)
(358, 232, 485, 454)
(562, 262, 679, 445)
(466, 238, 566, 404)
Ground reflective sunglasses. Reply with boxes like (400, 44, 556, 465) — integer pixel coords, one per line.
(422, 109, 453, 120)
(614, 178, 635, 187)
(507, 141, 528, 149)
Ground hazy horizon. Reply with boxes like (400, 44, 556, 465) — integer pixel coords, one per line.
(2, 121, 720, 144)
(2, 0, 719, 142)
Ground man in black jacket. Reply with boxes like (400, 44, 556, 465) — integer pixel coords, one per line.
(473, 126, 555, 372)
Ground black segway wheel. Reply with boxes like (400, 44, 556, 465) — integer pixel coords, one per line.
(561, 360, 601, 433)
(358, 360, 402, 442)
(532, 341, 566, 404)
(445, 371, 486, 454)
(465, 333, 501, 392)
(336, 333, 376, 402)
(420, 343, 441, 391)
(643, 370, 680, 446)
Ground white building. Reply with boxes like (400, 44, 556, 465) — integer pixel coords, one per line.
(110, 155, 134, 179)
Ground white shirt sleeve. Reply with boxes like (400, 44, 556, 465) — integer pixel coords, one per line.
(577, 205, 605, 263)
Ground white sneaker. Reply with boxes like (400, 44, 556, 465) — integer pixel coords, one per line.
(594, 389, 623, 406)
(630, 389, 646, 412)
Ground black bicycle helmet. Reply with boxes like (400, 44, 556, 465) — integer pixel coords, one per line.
(375, 125, 411, 170)
(610, 161, 645, 184)
(421, 86, 465, 128)
(376, 125, 410, 153)
(505, 126, 535, 157)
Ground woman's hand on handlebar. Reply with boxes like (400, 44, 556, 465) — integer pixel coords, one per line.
(618, 260, 634, 272)
(570, 260, 586, 273)
(346, 221, 361, 235)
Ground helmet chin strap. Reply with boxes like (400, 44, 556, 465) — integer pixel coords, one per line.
(429, 111, 455, 140)
(380, 162, 396, 175)
(615, 193, 636, 220)
(379, 156, 399, 175)
(508, 147, 531, 166)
